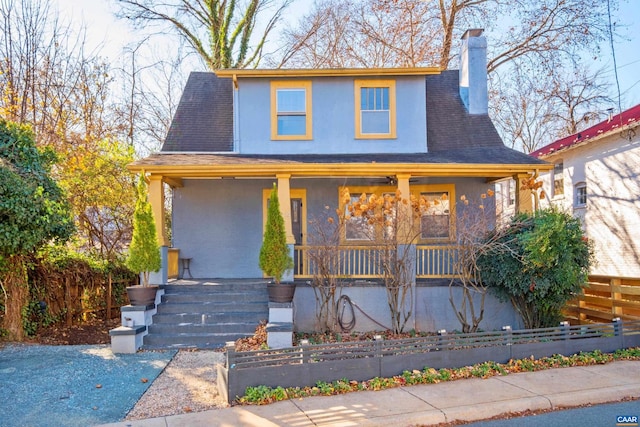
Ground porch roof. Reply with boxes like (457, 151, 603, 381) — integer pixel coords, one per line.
(128, 148, 550, 181)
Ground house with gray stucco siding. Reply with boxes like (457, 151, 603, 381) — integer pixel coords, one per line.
(129, 30, 549, 333)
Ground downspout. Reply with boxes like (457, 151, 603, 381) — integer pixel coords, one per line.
(232, 73, 240, 153)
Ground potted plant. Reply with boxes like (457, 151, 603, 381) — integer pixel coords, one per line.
(125, 172, 162, 306)
(259, 184, 295, 302)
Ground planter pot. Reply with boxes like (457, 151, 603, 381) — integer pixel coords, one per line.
(267, 283, 296, 303)
(126, 285, 159, 306)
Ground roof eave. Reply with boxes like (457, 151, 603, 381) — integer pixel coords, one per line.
(215, 67, 442, 79)
(128, 161, 551, 179)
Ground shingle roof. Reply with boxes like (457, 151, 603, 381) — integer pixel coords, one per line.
(161, 72, 233, 152)
(154, 69, 546, 168)
(530, 104, 640, 158)
(134, 148, 545, 169)
(425, 70, 544, 164)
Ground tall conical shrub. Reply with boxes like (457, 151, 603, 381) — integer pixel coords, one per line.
(126, 172, 161, 286)
(259, 184, 293, 284)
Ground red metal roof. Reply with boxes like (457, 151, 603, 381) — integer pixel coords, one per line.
(530, 104, 640, 158)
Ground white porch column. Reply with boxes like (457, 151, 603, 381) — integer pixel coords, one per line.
(148, 175, 168, 285)
(277, 174, 295, 282)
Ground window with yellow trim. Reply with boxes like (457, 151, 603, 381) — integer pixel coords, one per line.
(412, 184, 455, 242)
(354, 79, 396, 139)
(419, 192, 451, 239)
(340, 185, 455, 243)
(340, 186, 396, 242)
(271, 81, 312, 140)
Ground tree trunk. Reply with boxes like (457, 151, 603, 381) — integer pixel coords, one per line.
(2, 255, 28, 341)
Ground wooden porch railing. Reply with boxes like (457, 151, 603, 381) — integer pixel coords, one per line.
(564, 275, 640, 324)
(294, 245, 385, 279)
(415, 245, 457, 278)
(294, 244, 459, 279)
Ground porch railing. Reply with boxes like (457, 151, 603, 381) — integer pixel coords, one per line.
(294, 244, 459, 279)
(415, 245, 458, 278)
(294, 245, 385, 279)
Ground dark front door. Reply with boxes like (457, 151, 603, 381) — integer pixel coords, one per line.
(291, 198, 303, 274)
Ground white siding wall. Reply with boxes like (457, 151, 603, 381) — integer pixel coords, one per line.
(538, 130, 640, 277)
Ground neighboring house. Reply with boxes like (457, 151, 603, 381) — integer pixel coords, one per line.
(130, 30, 549, 332)
(530, 104, 640, 278)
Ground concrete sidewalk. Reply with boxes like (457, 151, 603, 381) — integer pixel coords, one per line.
(99, 360, 640, 427)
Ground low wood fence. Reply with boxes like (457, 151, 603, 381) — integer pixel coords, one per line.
(80, 273, 137, 322)
(217, 319, 640, 403)
(565, 276, 640, 324)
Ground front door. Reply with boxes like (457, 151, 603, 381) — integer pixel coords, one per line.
(262, 188, 307, 278)
(291, 198, 303, 274)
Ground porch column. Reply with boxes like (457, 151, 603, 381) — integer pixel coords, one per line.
(148, 175, 169, 246)
(148, 175, 168, 285)
(515, 173, 535, 214)
(277, 174, 295, 282)
(396, 173, 417, 330)
(396, 174, 413, 243)
(276, 174, 295, 244)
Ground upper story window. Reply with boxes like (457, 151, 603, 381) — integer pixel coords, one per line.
(354, 79, 396, 139)
(271, 81, 312, 140)
(575, 182, 587, 208)
(553, 161, 564, 198)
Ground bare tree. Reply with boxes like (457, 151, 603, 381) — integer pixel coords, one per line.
(0, 0, 138, 259)
(116, 0, 292, 70)
(274, 0, 441, 68)
(492, 62, 613, 153)
(306, 207, 344, 333)
(490, 66, 560, 153)
(547, 65, 614, 135)
(276, 0, 614, 72)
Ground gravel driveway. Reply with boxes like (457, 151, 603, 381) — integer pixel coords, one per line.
(0, 344, 175, 427)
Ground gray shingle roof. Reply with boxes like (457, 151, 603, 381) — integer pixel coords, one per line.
(133, 149, 545, 169)
(425, 70, 546, 165)
(161, 72, 233, 152)
(155, 70, 546, 168)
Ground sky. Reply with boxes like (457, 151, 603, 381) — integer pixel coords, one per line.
(56, 0, 640, 111)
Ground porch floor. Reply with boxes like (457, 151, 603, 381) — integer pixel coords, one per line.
(166, 278, 269, 286)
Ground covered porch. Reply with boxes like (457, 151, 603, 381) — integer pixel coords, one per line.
(130, 153, 551, 284)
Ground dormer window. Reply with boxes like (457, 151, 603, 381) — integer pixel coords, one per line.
(354, 79, 396, 139)
(271, 81, 312, 140)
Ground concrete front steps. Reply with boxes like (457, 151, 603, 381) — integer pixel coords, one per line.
(143, 282, 269, 349)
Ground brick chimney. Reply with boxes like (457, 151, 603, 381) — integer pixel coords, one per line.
(459, 29, 488, 115)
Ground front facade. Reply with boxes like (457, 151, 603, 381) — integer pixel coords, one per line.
(531, 105, 640, 278)
(131, 30, 550, 332)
